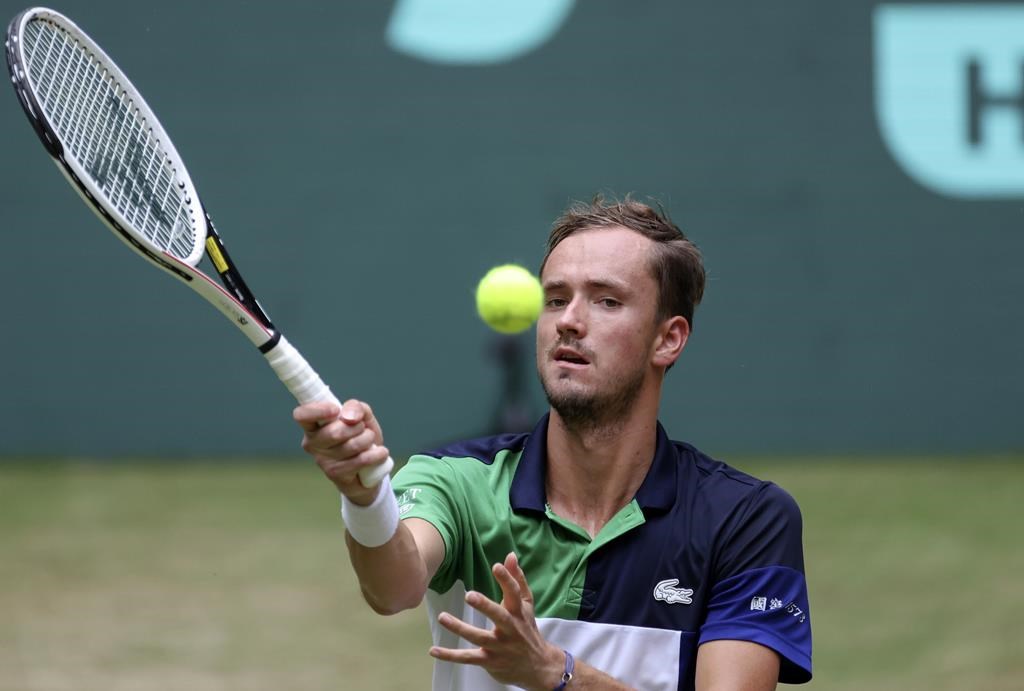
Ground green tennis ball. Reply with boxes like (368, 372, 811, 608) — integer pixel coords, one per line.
(475, 264, 543, 334)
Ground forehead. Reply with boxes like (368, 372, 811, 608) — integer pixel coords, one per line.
(542, 226, 656, 285)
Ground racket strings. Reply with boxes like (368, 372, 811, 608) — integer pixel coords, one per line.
(21, 19, 198, 261)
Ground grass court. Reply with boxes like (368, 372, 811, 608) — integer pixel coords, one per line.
(1, 458, 1021, 690)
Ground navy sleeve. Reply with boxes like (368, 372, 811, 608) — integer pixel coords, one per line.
(698, 483, 813, 683)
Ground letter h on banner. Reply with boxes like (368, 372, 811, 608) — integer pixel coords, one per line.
(874, 4, 1024, 198)
(967, 58, 1024, 146)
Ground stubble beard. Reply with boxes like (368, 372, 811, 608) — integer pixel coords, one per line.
(539, 360, 646, 437)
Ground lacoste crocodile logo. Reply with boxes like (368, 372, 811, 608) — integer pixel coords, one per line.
(653, 579, 693, 605)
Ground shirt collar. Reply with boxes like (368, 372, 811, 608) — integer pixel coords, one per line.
(509, 414, 551, 513)
(634, 422, 679, 512)
(509, 414, 679, 514)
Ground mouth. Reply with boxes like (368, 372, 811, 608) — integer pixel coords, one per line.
(552, 346, 591, 367)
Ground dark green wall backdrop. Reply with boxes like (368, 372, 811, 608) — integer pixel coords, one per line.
(1, 1, 1021, 457)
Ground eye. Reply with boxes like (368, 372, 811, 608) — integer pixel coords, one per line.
(545, 297, 568, 308)
(598, 298, 621, 308)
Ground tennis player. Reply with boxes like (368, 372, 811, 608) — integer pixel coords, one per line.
(294, 196, 812, 690)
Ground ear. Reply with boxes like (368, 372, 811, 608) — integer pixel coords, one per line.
(652, 316, 689, 369)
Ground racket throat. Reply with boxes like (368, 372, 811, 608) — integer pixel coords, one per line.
(203, 222, 275, 331)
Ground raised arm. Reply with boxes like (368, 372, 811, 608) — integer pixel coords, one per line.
(294, 400, 445, 614)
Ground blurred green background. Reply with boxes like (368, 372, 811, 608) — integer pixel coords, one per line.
(2, 1, 1022, 689)
(1, 0, 1021, 457)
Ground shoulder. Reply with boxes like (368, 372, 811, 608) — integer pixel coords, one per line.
(419, 431, 531, 465)
(677, 441, 802, 522)
(671, 441, 807, 578)
(395, 431, 532, 491)
(669, 441, 805, 568)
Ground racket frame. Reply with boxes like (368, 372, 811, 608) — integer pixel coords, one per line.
(6, 7, 279, 350)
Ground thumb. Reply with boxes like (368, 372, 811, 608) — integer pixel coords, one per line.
(341, 400, 385, 445)
(339, 399, 366, 424)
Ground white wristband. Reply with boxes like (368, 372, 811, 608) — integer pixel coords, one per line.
(340, 474, 399, 547)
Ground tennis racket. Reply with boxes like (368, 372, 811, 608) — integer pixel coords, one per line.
(5, 7, 392, 487)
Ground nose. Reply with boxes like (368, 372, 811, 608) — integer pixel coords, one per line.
(555, 297, 586, 338)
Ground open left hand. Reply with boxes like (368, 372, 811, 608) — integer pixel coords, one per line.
(429, 552, 565, 690)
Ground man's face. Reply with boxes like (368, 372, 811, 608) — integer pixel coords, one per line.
(536, 226, 663, 429)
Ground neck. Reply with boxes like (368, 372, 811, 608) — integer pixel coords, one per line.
(544, 391, 660, 538)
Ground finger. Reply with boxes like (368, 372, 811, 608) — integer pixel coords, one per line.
(333, 426, 378, 458)
(464, 589, 514, 629)
(505, 552, 534, 605)
(428, 645, 488, 665)
(317, 444, 390, 481)
(436, 611, 495, 647)
(293, 402, 341, 431)
(301, 420, 366, 456)
(352, 443, 391, 468)
(492, 562, 523, 616)
(321, 420, 367, 445)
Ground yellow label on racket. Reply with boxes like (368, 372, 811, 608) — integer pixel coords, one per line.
(206, 237, 228, 273)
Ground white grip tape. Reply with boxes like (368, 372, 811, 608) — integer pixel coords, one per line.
(264, 335, 332, 405)
(265, 336, 394, 488)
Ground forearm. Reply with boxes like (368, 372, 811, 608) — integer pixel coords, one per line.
(346, 521, 429, 614)
(295, 401, 434, 613)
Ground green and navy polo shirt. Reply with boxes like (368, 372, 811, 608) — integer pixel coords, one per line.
(392, 414, 812, 690)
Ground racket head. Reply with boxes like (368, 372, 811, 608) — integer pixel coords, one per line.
(6, 7, 207, 270)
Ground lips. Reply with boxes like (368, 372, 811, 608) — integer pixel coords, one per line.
(553, 346, 590, 365)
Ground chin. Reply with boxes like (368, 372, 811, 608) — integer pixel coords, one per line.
(543, 381, 594, 410)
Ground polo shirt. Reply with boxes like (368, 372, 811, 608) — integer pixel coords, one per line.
(391, 414, 812, 690)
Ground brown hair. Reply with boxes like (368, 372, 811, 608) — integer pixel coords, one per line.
(541, 195, 706, 328)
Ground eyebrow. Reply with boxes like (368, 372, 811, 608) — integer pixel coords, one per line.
(543, 278, 633, 293)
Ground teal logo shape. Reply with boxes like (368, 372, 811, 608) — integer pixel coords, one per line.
(874, 4, 1024, 198)
(386, 0, 576, 65)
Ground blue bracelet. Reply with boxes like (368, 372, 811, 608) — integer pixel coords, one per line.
(553, 650, 574, 690)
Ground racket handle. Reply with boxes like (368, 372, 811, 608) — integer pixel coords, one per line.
(265, 336, 394, 488)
